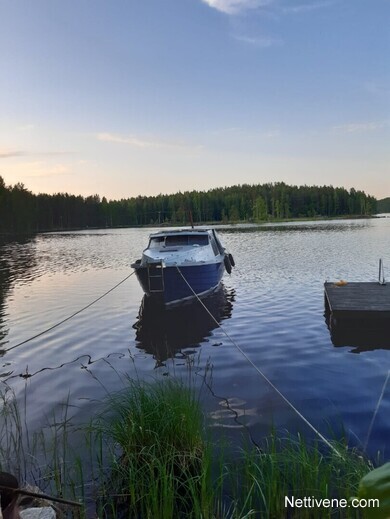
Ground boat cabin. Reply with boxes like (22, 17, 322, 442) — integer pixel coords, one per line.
(147, 230, 222, 257)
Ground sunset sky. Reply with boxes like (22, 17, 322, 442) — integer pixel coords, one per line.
(0, 0, 389, 200)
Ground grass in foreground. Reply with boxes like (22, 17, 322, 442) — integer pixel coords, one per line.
(94, 380, 373, 518)
(0, 380, 378, 518)
(229, 435, 373, 518)
(95, 378, 211, 518)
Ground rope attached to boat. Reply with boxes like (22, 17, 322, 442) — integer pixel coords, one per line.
(175, 265, 343, 458)
(3, 271, 135, 354)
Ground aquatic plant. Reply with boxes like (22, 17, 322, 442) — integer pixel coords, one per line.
(95, 378, 210, 518)
(0, 380, 379, 518)
(228, 434, 374, 518)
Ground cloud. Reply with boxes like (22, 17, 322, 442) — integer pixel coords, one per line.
(202, 0, 333, 15)
(201, 0, 273, 15)
(0, 147, 28, 158)
(234, 35, 283, 47)
(0, 148, 24, 158)
(97, 132, 203, 152)
(332, 122, 387, 134)
(0, 146, 75, 159)
(98, 132, 162, 148)
(281, 1, 335, 14)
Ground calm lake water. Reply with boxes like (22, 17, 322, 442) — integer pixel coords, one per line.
(1, 218, 389, 464)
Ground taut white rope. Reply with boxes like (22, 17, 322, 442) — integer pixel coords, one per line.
(175, 265, 343, 458)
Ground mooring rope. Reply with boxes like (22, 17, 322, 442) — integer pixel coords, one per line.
(175, 265, 343, 458)
(364, 369, 390, 452)
(3, 271, 135, 354)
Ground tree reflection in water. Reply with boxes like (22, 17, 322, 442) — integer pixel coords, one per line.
(0, 236, 38, 371)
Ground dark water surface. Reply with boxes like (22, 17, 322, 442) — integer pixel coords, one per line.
(1, 218, 389, 462)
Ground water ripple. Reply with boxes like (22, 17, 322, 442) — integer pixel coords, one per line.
(0, 222, 389, 459)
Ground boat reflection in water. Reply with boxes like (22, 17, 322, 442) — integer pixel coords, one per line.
(324, 308, 390, 353)
(133, 284, 235, 365)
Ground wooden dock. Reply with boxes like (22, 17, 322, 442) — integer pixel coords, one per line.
(324, 282, 390, 320)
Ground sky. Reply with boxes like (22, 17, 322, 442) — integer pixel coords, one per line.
(0, 0, 389, 200)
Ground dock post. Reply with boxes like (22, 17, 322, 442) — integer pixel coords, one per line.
(379, 259, 386, 285)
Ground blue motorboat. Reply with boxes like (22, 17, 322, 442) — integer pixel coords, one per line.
(131, 228, 234, 306)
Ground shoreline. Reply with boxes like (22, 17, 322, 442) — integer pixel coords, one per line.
(0, 213, 387, 238)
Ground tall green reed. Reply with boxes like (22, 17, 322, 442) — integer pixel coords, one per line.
(94, 378, 210, 518)
(1, 377, 376, 518)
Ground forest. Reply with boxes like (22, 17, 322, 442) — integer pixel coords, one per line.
(0, 175, 378, 233)
(377, 197, 390, 213)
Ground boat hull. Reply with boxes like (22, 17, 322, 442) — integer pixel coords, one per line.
(134, 261, 225, 306)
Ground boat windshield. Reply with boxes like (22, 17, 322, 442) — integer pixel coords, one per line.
(149, 234, 209, 248)
(149, 236, 165, 249)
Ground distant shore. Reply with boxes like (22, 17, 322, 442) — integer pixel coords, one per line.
(2, 213, 388, 238)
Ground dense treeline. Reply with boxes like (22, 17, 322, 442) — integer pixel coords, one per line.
(377, 198, 390, 213)
(0, 175, 377, 233)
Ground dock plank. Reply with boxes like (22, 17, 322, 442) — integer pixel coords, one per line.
(324, 282, 390, 315)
